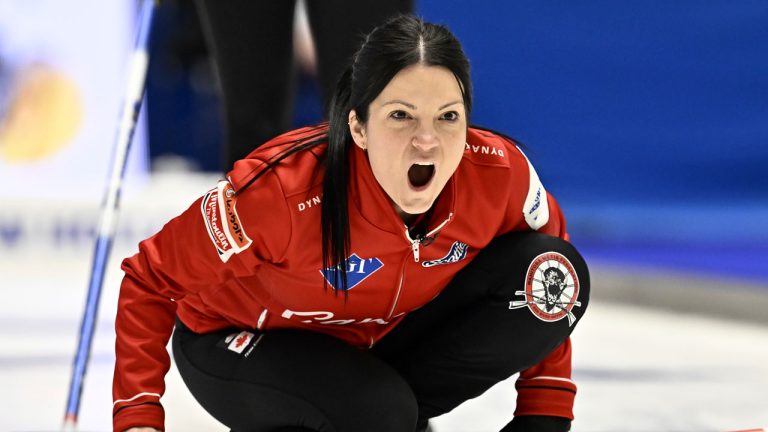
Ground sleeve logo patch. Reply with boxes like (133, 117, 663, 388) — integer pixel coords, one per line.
(201, 181, 253, 262)
(520, 149, 550, 230)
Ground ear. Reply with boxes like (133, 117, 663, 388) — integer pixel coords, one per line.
(348, 110, 367, 151)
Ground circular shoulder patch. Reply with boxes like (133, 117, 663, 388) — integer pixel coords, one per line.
(510, 252, 582, 326)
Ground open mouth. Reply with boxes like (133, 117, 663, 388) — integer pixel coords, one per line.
(408, 163, 435, 189)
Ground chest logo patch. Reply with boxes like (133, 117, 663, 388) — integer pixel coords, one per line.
(422, 241, 469, 268)
(320, 253, 384, 291)
(509, 252, 582, 326)
(201, 180, 252, 263)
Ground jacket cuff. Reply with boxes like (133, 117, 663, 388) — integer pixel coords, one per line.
(514, 380, 576, 420)
(113, 402, 164, 432)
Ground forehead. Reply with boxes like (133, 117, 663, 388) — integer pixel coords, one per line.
(374, 64, 463, 106)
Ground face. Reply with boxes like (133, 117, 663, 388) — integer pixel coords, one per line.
(349, 64, 467, 221)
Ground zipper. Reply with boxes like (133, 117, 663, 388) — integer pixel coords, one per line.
(388, 213, 454, 319)
(386, 252, 409, 320)
(403, 212, 454, 262)
(410, 238, 420, 262)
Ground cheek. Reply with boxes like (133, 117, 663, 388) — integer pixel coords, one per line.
(368, 146, 400, 182)
(446, 135, 467, 162)
(365, 131, 407, 170)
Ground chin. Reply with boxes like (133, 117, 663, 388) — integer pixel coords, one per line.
(397, 196, 435, 216)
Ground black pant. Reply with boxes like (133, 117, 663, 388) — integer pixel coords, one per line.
(194, 0, 413, 169)
(172, 232, 590, 432)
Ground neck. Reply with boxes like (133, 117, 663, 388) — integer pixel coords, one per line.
(398, 209, 419, 226)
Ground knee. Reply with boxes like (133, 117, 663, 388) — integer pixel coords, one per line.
(480, 233, 590, 371)
(358, 373, 419, 432)
(485, 232, 589, 308)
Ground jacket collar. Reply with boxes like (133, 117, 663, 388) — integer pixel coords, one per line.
(349, 144, 456, 236)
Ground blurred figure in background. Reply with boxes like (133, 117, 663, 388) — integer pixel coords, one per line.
(194, 0, 413, 170)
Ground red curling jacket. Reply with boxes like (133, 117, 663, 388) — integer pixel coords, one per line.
(112, 125, 578, 431)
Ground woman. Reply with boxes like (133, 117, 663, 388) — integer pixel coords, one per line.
(114, 15, 589, 432)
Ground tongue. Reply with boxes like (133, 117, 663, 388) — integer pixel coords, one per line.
(408, 164, 434, 188)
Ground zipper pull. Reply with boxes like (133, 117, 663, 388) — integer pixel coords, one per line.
(411, 239, 420, 262)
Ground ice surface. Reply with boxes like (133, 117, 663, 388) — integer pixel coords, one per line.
(2, 174, 766, 431)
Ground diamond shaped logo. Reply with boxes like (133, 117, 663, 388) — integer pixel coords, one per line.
(320, 253, 384, 291)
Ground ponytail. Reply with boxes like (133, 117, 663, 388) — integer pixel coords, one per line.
(321, 66, 355, 293)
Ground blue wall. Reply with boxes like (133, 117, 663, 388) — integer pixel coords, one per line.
(417, 1, 768, 207)
(143, 2, 768, 280)
(415, 2, 768, 282)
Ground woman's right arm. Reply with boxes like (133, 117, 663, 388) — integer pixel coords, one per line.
(112, 173, 291, 432)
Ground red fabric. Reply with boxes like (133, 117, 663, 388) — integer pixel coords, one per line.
(515, 339, 578, 420)
(113, 401, 164, 432)
(113, 125, 576, 430)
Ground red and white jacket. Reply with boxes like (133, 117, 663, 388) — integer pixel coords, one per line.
(113, 125, 577, 431)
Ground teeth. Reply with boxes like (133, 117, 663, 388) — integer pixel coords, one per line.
(414, 162, 434, 166)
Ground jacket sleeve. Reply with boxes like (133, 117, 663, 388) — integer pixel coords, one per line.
(112, 171, 290, 432)
(514, 194, 578, 420)
(514, 338, 577, 419)
(501, 144, 578, 420)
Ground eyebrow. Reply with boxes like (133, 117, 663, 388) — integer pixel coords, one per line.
(381, 100, 464, 110)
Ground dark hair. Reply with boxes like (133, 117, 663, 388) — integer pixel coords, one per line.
(239, 15, 473, 292)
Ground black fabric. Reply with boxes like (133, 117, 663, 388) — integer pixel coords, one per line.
(276, 428, 321, 432)
(372, 232, 590, 421)
(173, 232, 589, 431)
(194, 0, 297, 169)
(304, 0, 414, 111)
(500, 415, 572, 432)
(173, 323, 416, 432)
(172, 323, 418, 432)
(193, 0, 413, 169)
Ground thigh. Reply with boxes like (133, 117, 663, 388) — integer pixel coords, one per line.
(172, 322, 418, 432)
(373, 232, 590, 419)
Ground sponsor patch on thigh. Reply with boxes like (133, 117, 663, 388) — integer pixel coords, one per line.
(508, 252, 582, 326)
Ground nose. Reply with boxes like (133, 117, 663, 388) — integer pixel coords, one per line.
(412, 124, 439, 152)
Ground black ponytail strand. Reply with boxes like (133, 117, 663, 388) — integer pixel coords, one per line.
(321, 66, 355, 293)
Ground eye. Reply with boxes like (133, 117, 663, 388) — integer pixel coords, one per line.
(440, 111, 460, 122)
(389, 110, 412, 120)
